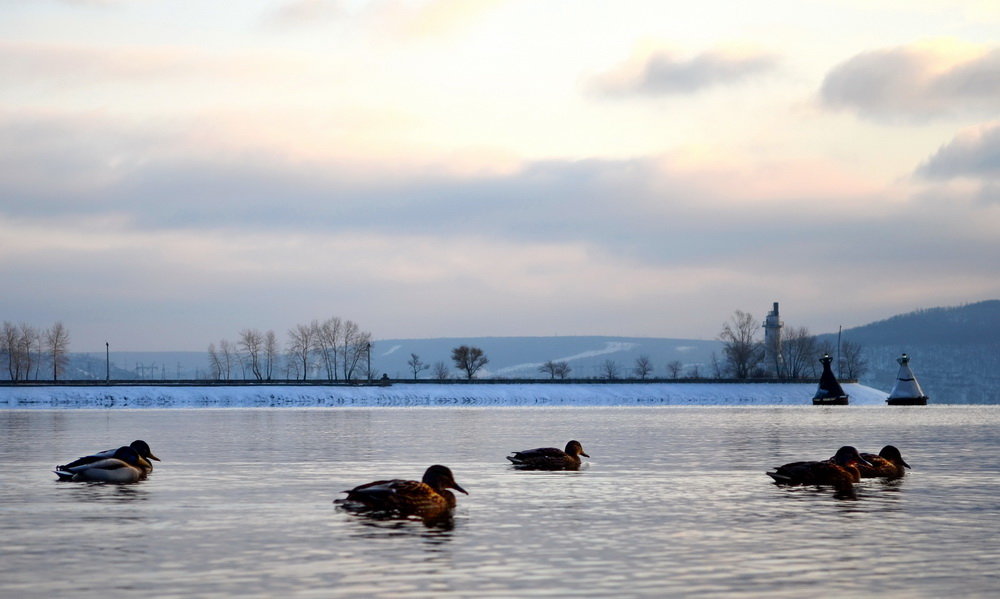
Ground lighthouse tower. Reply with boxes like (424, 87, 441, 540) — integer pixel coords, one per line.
(763, 302, 784, 377)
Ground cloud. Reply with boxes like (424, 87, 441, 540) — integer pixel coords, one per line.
(592, 48, 778, 97)
(914, 123, 1000, 204)
(917, 123, 1000, 179)
(820, 43, 1000, 121)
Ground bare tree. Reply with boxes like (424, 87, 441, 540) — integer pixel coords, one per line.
(780, 326, 817, 379)
(665, 360, 684, 379)
(342, 324, 371, 381)
(452, 345, 488, 379)
(433, 361, 450, 379)
(687, 364, 702, 378)
(840, 340, 868, 380)
(633, 355, 654, 380)
(218, 339, 235, 381)
(238, 328, 264, 381)
(19, 324, 39, 381)
(264, 330, 278, 381)
(601, 359, 620, 380)
(313, 317, 341, 381)
(539, 360, 571, 380)
(3, 321, 24, 381)
(408, 353, 429, 379)
(709, 352, 723, 378)
(718, 310, 763, 379)
(287, 323, 315, 380)
(42, 322, 70, 380)
(207, 343, 223, 380)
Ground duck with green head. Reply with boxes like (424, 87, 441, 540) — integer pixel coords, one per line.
(57, 439, 160, 475)
(54, 446, 146, 483)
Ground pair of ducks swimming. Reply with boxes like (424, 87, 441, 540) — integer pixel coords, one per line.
(340, 440, 590, 518)
(766, 445, 911, 494)
(54, 440, 161, 483)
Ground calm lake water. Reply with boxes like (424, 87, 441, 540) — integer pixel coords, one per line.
(2, 406, 999, 598)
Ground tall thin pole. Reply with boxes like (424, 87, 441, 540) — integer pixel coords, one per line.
(836, 326, 842, 378)
(105, 341, 110, 382)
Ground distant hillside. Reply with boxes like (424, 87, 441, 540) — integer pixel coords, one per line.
(823, 300, 1000, 346)
(817, 300, 1000, 403)
(374, 336, 721, 379)
(54, 337, 722, 382)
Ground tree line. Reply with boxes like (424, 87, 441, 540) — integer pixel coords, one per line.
(2, 321, 71, 381)
(207, 317, 374, 381)
(2, 308, 866, 383)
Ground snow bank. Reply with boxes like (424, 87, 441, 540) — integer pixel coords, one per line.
(0, 383, 888, 409)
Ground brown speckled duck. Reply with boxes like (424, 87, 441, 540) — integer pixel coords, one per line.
(341, 465, 468, 516)
(507, 440, 590, 471)
(858, 445, 911, 478)
(766, 446, 872, 493)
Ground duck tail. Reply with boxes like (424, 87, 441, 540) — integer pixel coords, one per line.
(766, 471, 791, 483)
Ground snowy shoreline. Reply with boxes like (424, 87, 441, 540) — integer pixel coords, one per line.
(0, 382, 889, 408)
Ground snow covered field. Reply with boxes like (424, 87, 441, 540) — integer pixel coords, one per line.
(0, 382, 888, 408)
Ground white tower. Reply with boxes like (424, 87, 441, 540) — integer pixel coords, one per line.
(763, 302, 784, 377)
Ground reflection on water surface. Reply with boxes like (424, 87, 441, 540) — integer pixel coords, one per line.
(1, 406, 999, 597)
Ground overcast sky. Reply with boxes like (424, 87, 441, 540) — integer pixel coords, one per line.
(2, 0, 999, 351)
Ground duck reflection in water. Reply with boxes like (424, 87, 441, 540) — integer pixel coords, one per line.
(337, 465, 467, 527)
(766, 446, 872, 499)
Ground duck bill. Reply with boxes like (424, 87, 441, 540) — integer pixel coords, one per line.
(901, 459, 911, 469)
(148, 453, 161, 461)
(580, 452, 590, 458)
(452, 482, 469, 495)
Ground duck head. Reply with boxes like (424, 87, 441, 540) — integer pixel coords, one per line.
(879, 445, 911, 468)
(832, 446, 873, 468)
(565, 440, 590, 458)
(423, 465, 468, 495)
(130, 440, 160, 461)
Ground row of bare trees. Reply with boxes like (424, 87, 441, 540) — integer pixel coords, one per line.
(2, 321, 71, 381)
(717, 310, 868, 380)
(207, 317, 373, 381)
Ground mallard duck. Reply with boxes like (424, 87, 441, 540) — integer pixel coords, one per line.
(507, 440, 590, 471)
(54, 446, 145, 483)
(858, 445, 910, 478)
(766, 446, 872, 492)
(57, 439, 160, 475)
(341, 465, 468, 516)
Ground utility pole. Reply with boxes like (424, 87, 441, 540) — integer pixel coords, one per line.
(105, 341, 110, 382)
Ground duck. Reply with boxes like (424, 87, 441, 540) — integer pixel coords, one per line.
(507, 440, 590, 471)
(766, 446, 872, 493)
(340, 465, 468, 516)
(56, 439, 160, 475)
(858, 445, 911, 478)
(54, 446, 146, 483)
